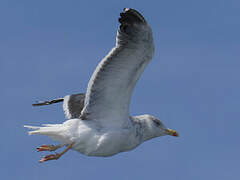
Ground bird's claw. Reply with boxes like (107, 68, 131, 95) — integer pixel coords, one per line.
(37, 142, 74, 163)
(39, 153, 61, 163)
(37, 145, 59, 152)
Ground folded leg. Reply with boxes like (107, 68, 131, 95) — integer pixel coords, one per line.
(39, 142, 75, 163)
(37, 144, 63, 152)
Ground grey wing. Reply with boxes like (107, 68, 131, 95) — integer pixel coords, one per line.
(32, 93, 85, 119)
(81, 8, 154, 127)
(63, 93, 85, 119)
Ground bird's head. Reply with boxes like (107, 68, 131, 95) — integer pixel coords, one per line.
(151, 116, 179, 137)
(135, 114, 179, 138)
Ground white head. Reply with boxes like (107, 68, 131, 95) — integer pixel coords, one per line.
(133, 114, 179, 141)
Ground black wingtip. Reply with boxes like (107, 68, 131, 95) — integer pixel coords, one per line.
(32, 98, 64, 106)
(118, 8, 146, 25)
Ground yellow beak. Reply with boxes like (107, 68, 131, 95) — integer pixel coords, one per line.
(166, 129, 179, 137)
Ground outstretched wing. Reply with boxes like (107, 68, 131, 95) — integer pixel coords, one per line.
(81, 8, 154, 127)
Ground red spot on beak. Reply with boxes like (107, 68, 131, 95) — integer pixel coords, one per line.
(172, 132, 179, 137)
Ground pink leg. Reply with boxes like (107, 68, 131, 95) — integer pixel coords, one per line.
(37, 144, 63, 152)
(39, 142, 75, 163)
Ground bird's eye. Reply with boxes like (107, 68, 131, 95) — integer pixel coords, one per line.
(153, 119, 161, 126)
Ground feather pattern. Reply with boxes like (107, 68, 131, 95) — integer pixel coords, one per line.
(81, 8, 154, 127)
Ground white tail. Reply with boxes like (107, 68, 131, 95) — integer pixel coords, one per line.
(24, 124, 61, 135)
(24, 119, 80, 145)
(24, 124, 70, 144)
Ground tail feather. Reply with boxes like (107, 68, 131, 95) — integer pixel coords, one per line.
(24, 124, 61, 135)
(24, 124, 70, 144)
(24, 119, 79, 144)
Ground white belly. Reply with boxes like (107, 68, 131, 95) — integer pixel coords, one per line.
(71, 123, 141, 157)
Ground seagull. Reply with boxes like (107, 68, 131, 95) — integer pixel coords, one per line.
(25, 8, 179, 163)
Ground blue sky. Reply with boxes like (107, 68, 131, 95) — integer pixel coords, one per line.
(1, 0, 240, 179)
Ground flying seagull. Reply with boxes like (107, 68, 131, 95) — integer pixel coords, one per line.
(25, 8, 178, 163)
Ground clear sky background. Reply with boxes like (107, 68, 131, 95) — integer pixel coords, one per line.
(1, 0, 240, 179)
